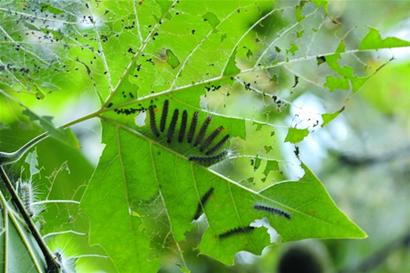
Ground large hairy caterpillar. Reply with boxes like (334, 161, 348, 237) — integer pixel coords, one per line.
(17, 181, 34, 217)
(147, 100, 230, 165)
(193, 187, 214, 220)
(254, 204, 291, 219)
(218, 226, 255, 239)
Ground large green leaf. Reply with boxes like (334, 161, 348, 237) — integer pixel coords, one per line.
(81, 119, 365, 272)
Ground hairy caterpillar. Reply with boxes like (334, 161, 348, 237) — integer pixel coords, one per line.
(194, 116, 212, 147)
(188, 150, 228, 165)
(178, 110, 188, 142)
(193, 187, 214, 220)
(199, 126, 224, 152)
(187, 111, 199, 143)
(205, 134, 230, 155)
(160, 99, 169, 132)
(17, 182, 34, 217)
(218, 226, 255, 239)
(166, 109, 179, 143)
(148, 105, 160, 137)
(254, 204, 291, 219)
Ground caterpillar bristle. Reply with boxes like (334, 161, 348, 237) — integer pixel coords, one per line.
(18, 182, 34, 217)
(218, 226, 255, 239)
(167, 109, 179, 143)
(194, 116, 212, 147)
(160, 99, 169, 132)
(254, 204, 291, 219)
(178, 110, 188, 142)
(188, 150, 228, 165)
(193, 187, 214, 220)
(199, 126, 224, 152)
(187, 112, 199, 143)
(205, 134, 230, 155)
(148, 105, 160, 137)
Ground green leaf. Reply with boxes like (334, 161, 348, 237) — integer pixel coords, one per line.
(22, 109, 71, 145)
(202, 12, 221, 28)
(321, 106, 345, 127)
(285, 128, 309, 143)
(82, 118, 365, 271)
(166, 49, 181, 69)
(359, 27, 410, 50)
(223, 47, 240, 76)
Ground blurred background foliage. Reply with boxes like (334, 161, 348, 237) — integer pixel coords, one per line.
(1, 0, 410, 272)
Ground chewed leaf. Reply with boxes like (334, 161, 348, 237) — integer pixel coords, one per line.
(223, 47, 240, 76)
(166, 49, 181, 69)
(82, 122, 366, 270)
(202, 12, 221, 28)
(22, 109, 72, 145)
(285, 128, 309, 143)
(322, 106, 345, 127)
(359, 27, 410, 50)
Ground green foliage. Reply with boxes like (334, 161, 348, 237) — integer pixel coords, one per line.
(359, 27, 410, 50)
(321, 107, 345, 128)
(285, 128, 309, 143)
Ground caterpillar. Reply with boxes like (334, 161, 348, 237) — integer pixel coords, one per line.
(199, 126, 224, 152)
(254, 204, 291, 219)
(148, 105, 160, 137)
(192, 187, 214, 220)
(194, 116, 212, 147)
(188, 150, 228, 165)
(17, 182, 34, 217)
(218, 226, 255, 239)
(178, 110, 188, 142)
(160, 99, 169, 132)
(205, 134, 230, 155)
(187, 111, 199, 143)
(166, 109, 179, 143)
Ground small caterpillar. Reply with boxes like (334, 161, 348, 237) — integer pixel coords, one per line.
(188, 150, 228, 165)
(199, 126, 224, 152)
(178, 110, 188, 142)
(160, 99, 169, 132)
(166, 109, 179, 143)
(205, 134, 230, 155)
(218, 226, 255, 239)
(148, 105, 160, 137)
(193, 187, 214, 220)
(17, 182, 34, 217)
(194, 116, 212, 147)
(187, 111, 199, 143)
(254, 204, 291, 219)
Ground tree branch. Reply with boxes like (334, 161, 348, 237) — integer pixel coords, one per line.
(0, 166, 61, 272)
